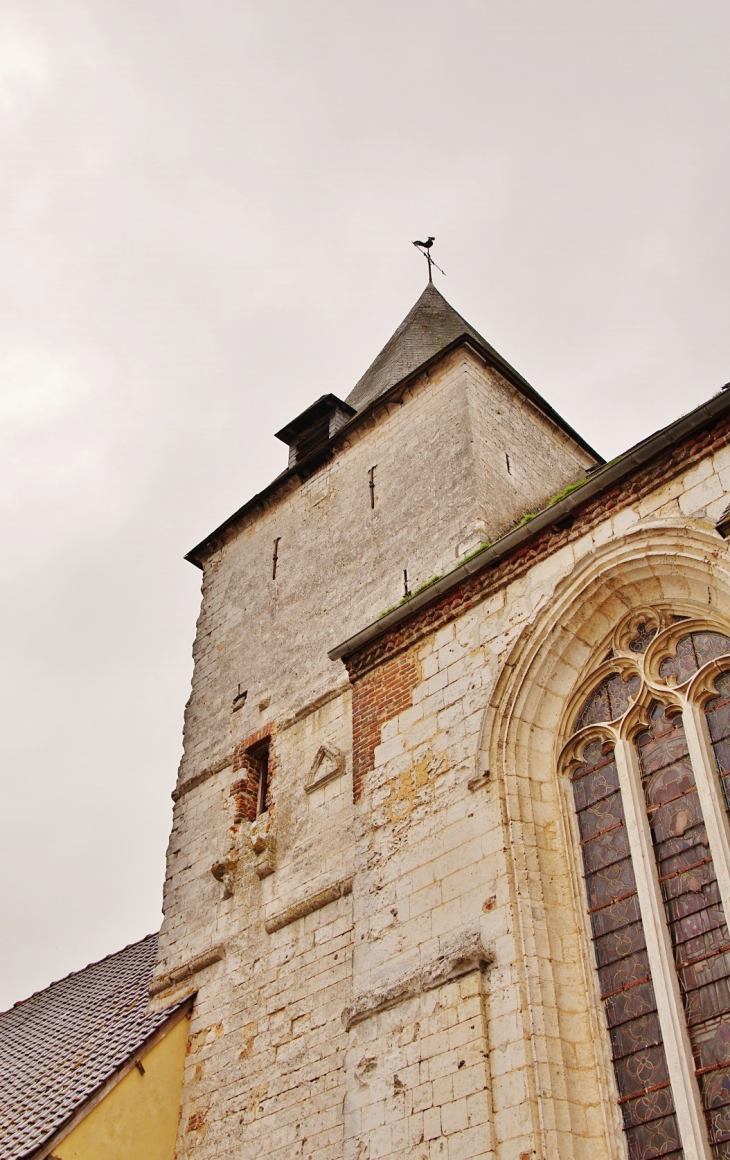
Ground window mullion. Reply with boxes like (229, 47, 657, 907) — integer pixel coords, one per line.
(683, 700, 730, 919)
(614, 737, 711, 1160)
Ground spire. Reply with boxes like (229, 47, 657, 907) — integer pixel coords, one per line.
(345, 282, 601, 461)
(346, 283, 497, 413)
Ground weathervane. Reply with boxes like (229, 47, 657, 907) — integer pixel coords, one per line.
(412, 236, 445, 282)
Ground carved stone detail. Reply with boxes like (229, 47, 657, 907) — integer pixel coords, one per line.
(149, 945, 225, 998)
(254, 845, 276, 879)
(264, 876, 353, 934)
(342, 928, 493, 1030)
(250, 812, 276, 878)
(304, 744, 345, 794)
(210, 850, 239, 899)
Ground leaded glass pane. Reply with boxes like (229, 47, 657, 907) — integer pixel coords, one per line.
(571, 740, 683, 1157)
(575, 672, 641, 731)
(637, 703, 730, 1157)
(659, 634, 730, 686)
(630, 623, 659, 653)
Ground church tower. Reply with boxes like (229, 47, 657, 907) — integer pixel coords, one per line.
(150, 282, 600, 1157)
(149, 283, 730, 1160)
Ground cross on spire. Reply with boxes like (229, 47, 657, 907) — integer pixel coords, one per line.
(412, 236, 445, 282)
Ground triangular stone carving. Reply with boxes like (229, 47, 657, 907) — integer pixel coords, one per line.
(305, 745, 345, 794)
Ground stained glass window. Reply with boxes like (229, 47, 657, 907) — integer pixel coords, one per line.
(659, 634, 730, 686)
(576, 672, 641, 731)
(706, 673, 730, 815)
(571, 739, 683, 1159)
(636, 705, 730, 1158)
(629, 623, 659, 654)
(568, 613, 730, 1159)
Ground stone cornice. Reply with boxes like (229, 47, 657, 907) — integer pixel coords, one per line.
(148, 945, 225, 998)
(264, 876, 353, 934)
(342, 928, 492, 1030)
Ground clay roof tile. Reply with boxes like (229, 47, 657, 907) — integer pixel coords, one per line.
(0, 933, 184, 1159)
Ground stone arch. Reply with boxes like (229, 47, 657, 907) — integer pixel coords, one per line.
(478, 521, 730, 1160)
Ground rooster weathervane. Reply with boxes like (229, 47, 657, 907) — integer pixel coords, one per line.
(412, 236, 445, 282)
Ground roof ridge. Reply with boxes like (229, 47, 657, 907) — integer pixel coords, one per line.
(3, 932, 158, 1016)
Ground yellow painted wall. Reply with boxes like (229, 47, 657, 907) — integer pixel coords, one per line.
(54, 1014, 189, 1160)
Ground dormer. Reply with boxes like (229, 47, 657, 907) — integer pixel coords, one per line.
(275, 394, 356, 470)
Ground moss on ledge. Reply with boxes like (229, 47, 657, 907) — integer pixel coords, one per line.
(375, 469, 606, 621)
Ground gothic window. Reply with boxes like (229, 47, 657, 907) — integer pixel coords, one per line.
(561, 608, 730, 1160)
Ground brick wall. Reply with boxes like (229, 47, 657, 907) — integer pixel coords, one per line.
(351, 647, 419, 802)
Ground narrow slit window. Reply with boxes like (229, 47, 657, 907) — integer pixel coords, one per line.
(248, 739, 271, 816)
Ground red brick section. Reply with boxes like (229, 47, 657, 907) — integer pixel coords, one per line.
(230, 726, 276, 824)
(352, 647, 419, 803)
(343, 411, 730, 684)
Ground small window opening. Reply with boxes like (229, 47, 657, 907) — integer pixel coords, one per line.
(403, 569, 411, 598)
(505, 453, 512, 475)
(248, 739, 271, 816)
(369, 465, 377, 509)
(272, 537, 280, 580)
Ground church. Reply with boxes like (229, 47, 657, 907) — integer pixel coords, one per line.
(148, 276, 730, 1160)
(6, 278, 730, 1160)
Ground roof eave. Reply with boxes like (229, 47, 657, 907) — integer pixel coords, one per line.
(274, 393, 355, 445)
(27, 999, 193, 1160)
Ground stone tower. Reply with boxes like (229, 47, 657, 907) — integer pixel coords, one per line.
(149, 281, 598, 1155)
(150, 281, 730, 1160)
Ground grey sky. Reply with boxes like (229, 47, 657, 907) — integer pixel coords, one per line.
(1, 0, 729, 1009)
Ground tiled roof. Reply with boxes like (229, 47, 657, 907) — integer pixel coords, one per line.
(0, 933, 183, 1159)
(345, 281, 508, 412)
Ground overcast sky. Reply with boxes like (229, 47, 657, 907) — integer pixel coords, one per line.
(1, 0, 729, 1009)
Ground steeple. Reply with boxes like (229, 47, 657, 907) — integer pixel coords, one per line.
(346, 283, 485, 412)
(186, 280, 601, 568)
(273, 284, 501, 475)
(346, 282, 599, 461)
(346, 280, 549, 417)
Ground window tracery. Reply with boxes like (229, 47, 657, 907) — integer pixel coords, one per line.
(561, 607, 730, 1160)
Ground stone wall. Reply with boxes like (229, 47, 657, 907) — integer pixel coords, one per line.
(335, 432, 730, 1159)
(152, 339, 730, 1159)
(465, 356, 590, 544)
(173, 346, 594, 794)
(152, 344, 593, 1030)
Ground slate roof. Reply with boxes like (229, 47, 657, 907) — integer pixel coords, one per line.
(346, 281, 526, 411)
(0, 933, 183, 1160)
